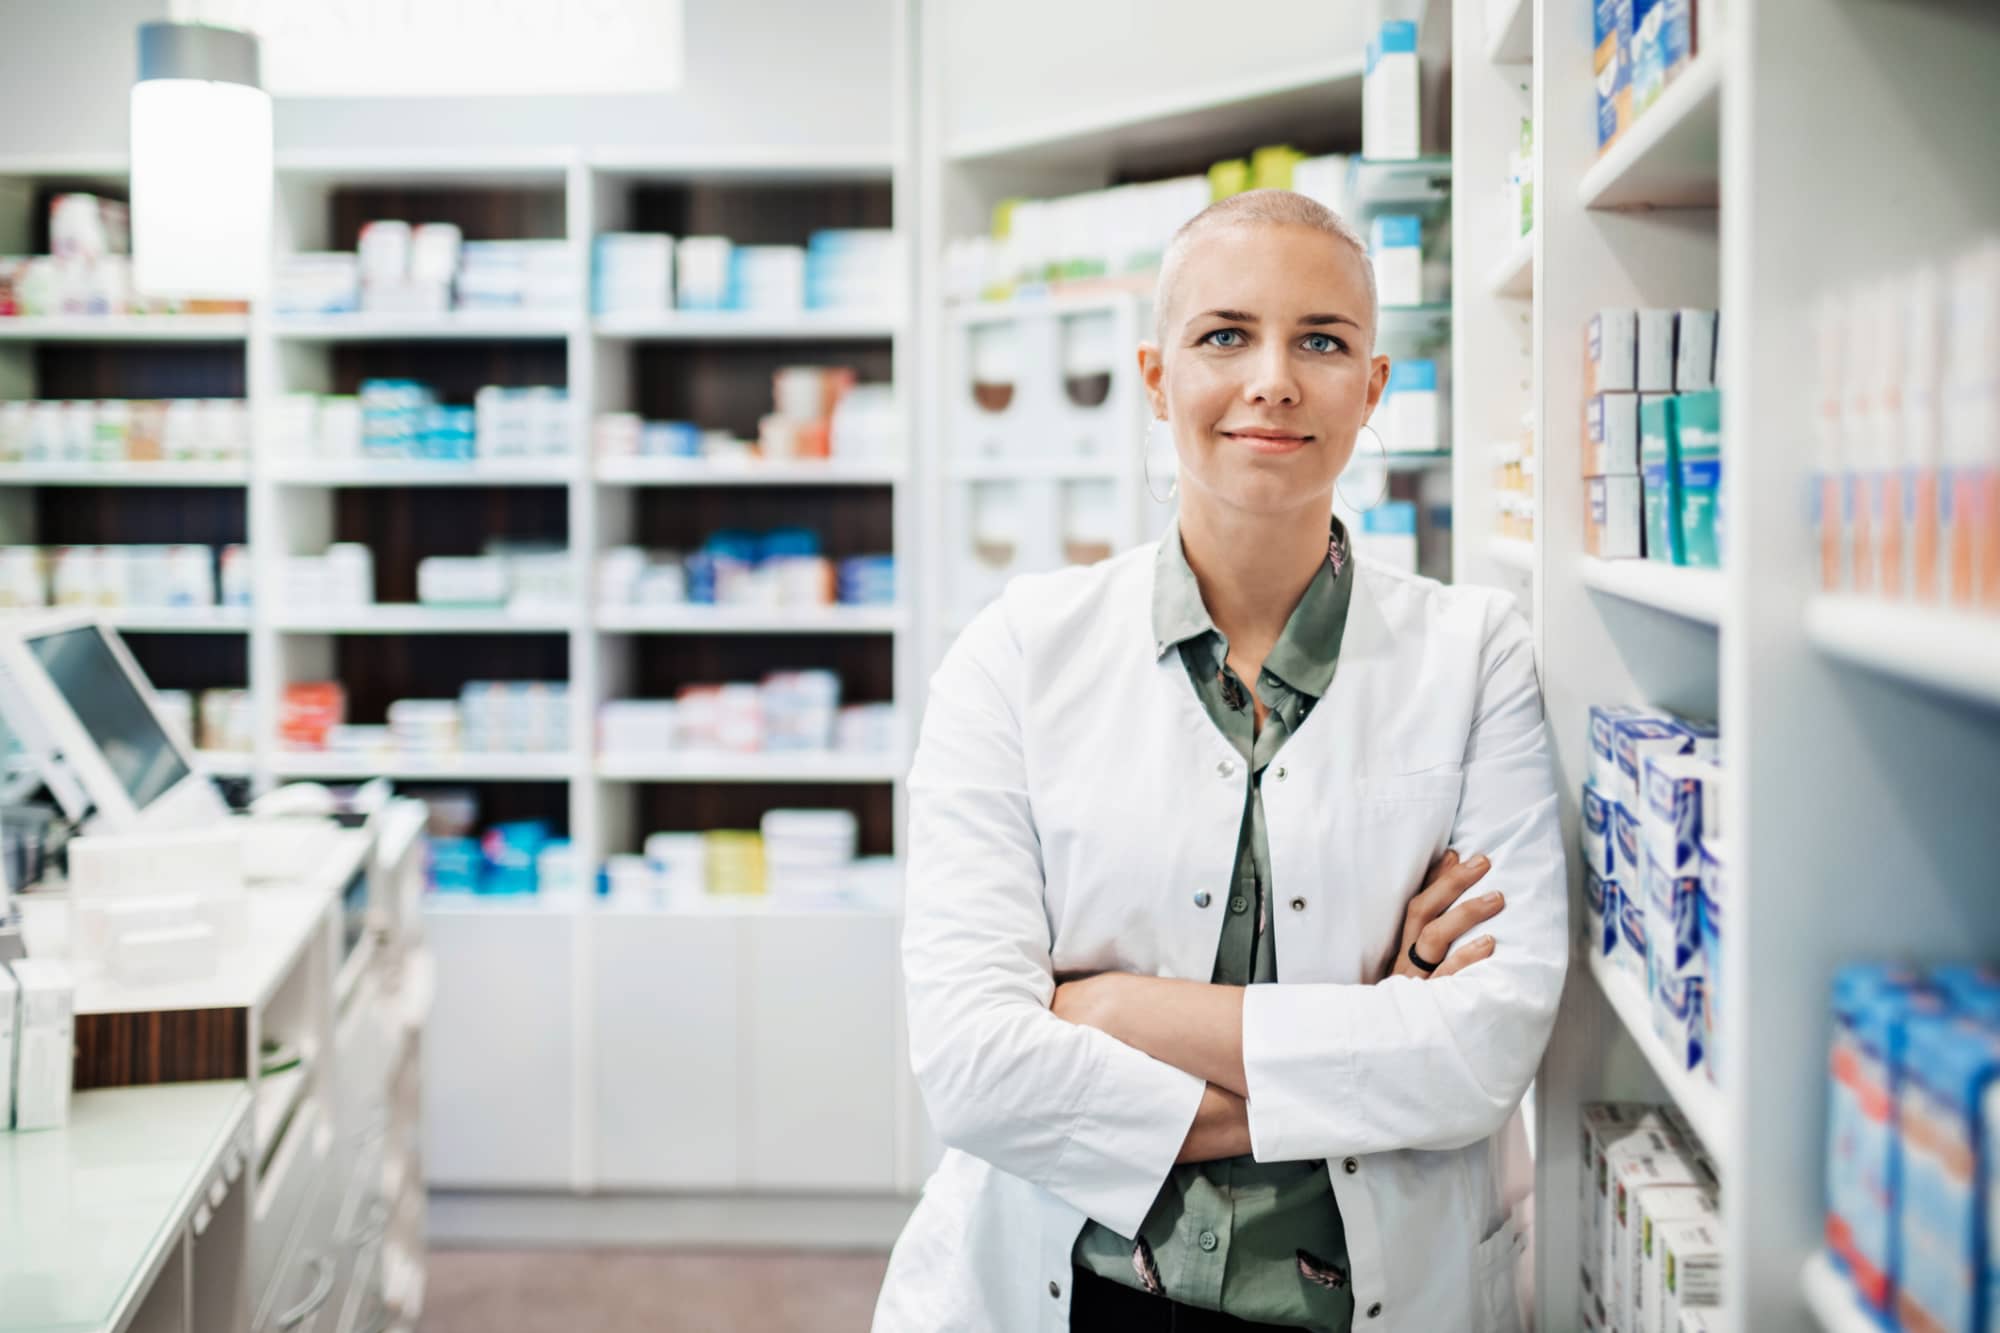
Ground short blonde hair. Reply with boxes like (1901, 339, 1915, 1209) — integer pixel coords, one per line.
(1152, 189, 1378, 345)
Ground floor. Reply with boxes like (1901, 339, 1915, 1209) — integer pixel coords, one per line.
(421, 1248, 892, 1333)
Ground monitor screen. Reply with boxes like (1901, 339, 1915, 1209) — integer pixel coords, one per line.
(27, 626, 192, 813)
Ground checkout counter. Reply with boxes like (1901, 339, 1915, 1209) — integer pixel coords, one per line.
(0, 614, 434, 1333)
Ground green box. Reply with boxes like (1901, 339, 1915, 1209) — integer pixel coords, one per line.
(1675, 389, 1724, 569)
(1640, 393, 1682, 563)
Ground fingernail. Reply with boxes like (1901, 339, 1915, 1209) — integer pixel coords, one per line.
(1471, 855, 1492, 871)
(1477, 935, 1496, 949)
(1482, 891, 1504, 908)
(1443, 849, 1459, 865)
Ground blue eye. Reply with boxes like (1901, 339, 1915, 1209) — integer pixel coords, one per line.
(1202, 328, 1246, 348)
(1302, 333, 1345, 354)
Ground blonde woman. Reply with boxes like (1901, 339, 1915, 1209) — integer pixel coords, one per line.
(876, 191, 1566, 1333)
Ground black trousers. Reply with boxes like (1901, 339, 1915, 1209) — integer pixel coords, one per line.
(1067, 1266, 1309, 1332)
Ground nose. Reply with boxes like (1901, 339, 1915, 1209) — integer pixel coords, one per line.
(1243, 342, 1301, 407)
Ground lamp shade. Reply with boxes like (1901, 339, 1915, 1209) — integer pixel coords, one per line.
(130, 23, 272, 300)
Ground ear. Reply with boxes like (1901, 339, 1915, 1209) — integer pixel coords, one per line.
(1362, 353, 1392, 421)
(1138, 342, 1167, 420)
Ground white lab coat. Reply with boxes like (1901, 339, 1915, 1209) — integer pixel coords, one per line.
(874, 544, 1567, 1333)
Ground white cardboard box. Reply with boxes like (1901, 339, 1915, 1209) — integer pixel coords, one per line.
(7, 959, 74, 1130)
(0, 965, 16, 1130)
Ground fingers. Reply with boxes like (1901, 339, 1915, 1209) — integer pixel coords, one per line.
(1417, 888, 1507, 963)
(1429, 934, 1496, 979)
(1404, 851, 1493, 936)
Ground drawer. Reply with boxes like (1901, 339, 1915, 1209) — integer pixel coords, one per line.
(333, 973, 393, 1131)
(252, 1098, 330, 1304)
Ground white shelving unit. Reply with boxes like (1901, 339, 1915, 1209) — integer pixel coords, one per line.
(1452, 4, 2000, 1331)
(0, 314, 251, 341)
(0, 461, 251, 485)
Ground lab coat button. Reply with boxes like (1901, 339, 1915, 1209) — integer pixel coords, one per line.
(1343, 1157, 1359, 1174)
(1368, 1302, 1384, 1318)
(1216, 759, 1236, 779)
(1194, 891, 1212, 908)
(1290, 896, 1307, 911)
(1274, 765, 1288, 781)
(1198, 1230, 1218, 1252)
(1049, 1281, 1061, 1299)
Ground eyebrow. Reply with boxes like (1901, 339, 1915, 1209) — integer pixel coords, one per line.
(1187, 308, 1362, 330)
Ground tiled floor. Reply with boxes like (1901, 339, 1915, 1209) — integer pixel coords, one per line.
(421, 1248, 891, 1333)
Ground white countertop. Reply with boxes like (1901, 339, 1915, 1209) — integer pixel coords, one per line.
(0, 1081, 252, 1333)
(17, 827, 371, 1015)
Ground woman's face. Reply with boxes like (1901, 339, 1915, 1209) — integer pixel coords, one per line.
(1141, 222, 1391, 519)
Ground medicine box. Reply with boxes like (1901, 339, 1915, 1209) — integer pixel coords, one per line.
(1698, 838, 1725, 1086)
(1676, 389, 1724, 569)
(1638, 310, 1678, 394)
(1676, 310, 1719, 392)
(1363, 21, 1421, 162)
(1611, 714, 1704, 812)
(1828, 966, 1939, 1318)
(1656, 1217, 1725, 1333)
(1637, 1187, 1718, 1333)
(1581, 1103, 1663, 1326)
(1590, 704, 1658, 792)
(1641, 393, 1684, 563)
(7, 959, 74, 1130)
(1640, 752, 1721, 877)
(1588, 393, 1642, 476)
(1589, 309, 1640, 395)
(1605, 1129, 1700, 1325)
(1588, 475, 1645, 559)
(1612, 798, 1644, 886)
(1616, 880, 1649, 985)
(1384, 358, 1439, 454)
(1583, 779, 1615, 876)
(1630, 0, 1670, 118)
(1370, 215, 1425, 308)
(1586, 866, 1619, 958)
(1895, 1012, 2000, 1333)
(1594, 0, 1634, 152)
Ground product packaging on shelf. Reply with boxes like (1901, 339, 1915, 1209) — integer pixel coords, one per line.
(1697, 835, 1725, 1084)
(1638, 1188, 1719, 1333)
(6, 958, 75, 1130)
(1583, 779, 1615, 876)
(1641, 394, 1683, 564)
(1587, 393, 1642, 477)
(1588, 476, 1645, 559)
(1599, 1118, 1696, 1327)
(1610, 1149, 1714, 1332)
(1895, 1010, 2000, 1333)
(1589, 309, 1640, 396)
(1381, 358, 1440, 453)
(1676, 389, 1724, 568)
(1580, 1103, 1659, 1325)
(1676, 309, 1719, 392)
(1590, 703, 1659, 791)
(1594, 0, 1634, 153)
(593, 233, 675, 315)
(1369, 215, 1425, 308)
(1656, 1217, 1724, 1332)
(1362, 20, 1421, 161)
(1637, 310, 1678, 394)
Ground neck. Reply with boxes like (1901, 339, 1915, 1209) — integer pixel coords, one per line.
(1177, 496, 1331, 652)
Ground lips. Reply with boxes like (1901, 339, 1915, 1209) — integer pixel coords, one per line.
(1222, 428, 1312, 454)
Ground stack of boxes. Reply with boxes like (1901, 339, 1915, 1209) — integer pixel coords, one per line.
(1584, 308, 1722, 565)
(1582, 703, 1725, 1087)
(1579, 1103, 1724, 1331)
(1824, 963, 2000, 1332)
(1596, 0, 1702, 158)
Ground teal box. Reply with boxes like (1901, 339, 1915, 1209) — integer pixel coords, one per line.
(1676, 389, 1723, 569)
(1640, 394, 1683, 563)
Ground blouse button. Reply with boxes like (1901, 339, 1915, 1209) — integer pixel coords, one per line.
(1344, 1157, 1359, 1174)
(1368, 1302, 1384, 1319)
(1194, 891, 1212, 908)
(1229, 896, 1248, 915)
(1216, 759, 1236, 779)
(1290, 897, 1307, 912)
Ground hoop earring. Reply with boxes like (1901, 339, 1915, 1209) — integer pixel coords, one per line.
(1335, 422, 1389, 512)
(1144, 418, 1179, 505)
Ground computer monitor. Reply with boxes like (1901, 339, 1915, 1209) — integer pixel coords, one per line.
(0, 611, 228, 833)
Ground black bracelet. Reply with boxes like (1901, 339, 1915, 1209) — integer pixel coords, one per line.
(1408, 940, 1442, 974)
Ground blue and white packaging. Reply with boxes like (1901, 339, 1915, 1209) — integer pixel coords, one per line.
(1613, 799, 1644, 887)
(1590, 703, 1657, 791)
(1586, 867, 1619, 958)
(1369, 214, 1424, 308)
(1640, 752, 1723, 877)
(1362, 21, 1421, 161)
(1583, 780, 1614, 875)
(1383, 358, 1440, 454)
(1646, 852, 1706, 1071)
(1698, 836, 1725, 1086)
(1895, 1012, 2000, 1333)
(1613, 713, 1717, 811)
(1616, 881, 1649, 984)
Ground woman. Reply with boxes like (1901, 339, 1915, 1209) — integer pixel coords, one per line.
(875, 191, 1567, 1333)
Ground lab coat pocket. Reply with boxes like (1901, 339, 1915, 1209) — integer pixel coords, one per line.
(1354, 771, 1463, 812)
(1471, 1210, 1528, 1333)
(1352, 772, 1462, 898)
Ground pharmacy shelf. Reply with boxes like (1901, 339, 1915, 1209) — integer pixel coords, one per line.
(1577, 51, 1723, 210)
(1378, 302, 1453, 343)
(1489, 538, 1536, 573)
(1579, 558, 1724, 627)
(943, 56, 1364, 171)
(1586, 947, 1727, 1170)
(591, 310, 900, 341)
(597, 751, 903, 784)
(267, 458, 576, 487)
(1488, 232, 1535, 298)
(1800, 1252, 1874, 1333)
(584, 144, 898, 181)
(103, 607, 253, 633)
(0, 314, 249, 342)
(1804, 596, 2000, 712)
(596, 605, 906, 635)
(273, 752, 575, 782)
(1347, 155, 1454, 213)
(1484, 0, 1533, 64)
(594, 899, 903, 920)
(253, 1062, 311, 1156)
(270, 312, 580, 341)
(196, 749, 255, 777)
(946, 282, 1151, 324)
(0, 460, 251, 486)
(422, 895, 583, 918)
(595, 456, 903, 486)
(945, 457, 1125, 482)
(1383, 451, 1455, 471)
(272, 607, 574, 634)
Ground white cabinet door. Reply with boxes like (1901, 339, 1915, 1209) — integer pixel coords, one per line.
(742, 913, 899, 1191)
(590, 911, 741, 1188)
(421, 909, 575, 1187)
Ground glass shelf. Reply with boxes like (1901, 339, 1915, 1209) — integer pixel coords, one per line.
(1347, 155, 1453, 212)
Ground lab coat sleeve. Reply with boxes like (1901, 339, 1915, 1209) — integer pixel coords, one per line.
(903, 602, 1208, 1238)
(1240, 599, 1569, 1162)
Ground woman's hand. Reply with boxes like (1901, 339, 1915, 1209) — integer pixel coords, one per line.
(1391, 849, 1503, 980)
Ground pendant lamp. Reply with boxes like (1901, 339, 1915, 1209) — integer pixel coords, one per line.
(130, 21, 272, 299)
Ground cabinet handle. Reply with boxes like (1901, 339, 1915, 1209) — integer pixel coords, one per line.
(276, 1253, 335, 1328)
(346, 1197, 392, 1247)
